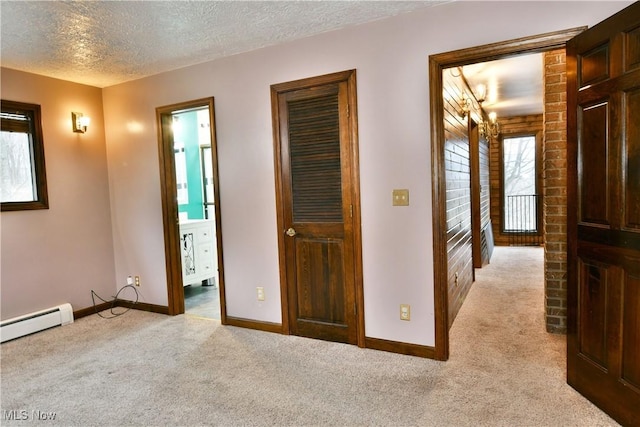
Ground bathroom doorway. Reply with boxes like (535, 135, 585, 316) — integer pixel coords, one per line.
(156, 97, 226, 321)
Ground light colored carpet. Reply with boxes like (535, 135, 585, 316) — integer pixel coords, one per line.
(0, 247, 618, 426)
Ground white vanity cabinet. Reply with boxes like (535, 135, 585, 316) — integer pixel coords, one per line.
(179, 219, 216, 286)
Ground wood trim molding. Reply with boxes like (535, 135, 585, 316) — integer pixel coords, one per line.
(270, 69, 355, 93)
(73, 301, 170, 320)
(76, 303, 435, 359)
(429, 27, 586, 362)
(346, 72, 366, 349)
(156, 97, 227, 322)
(433, 27, 586, 68)
(498, 129, 544, 239)
(270, 84, 290, 334)
(365, 337, 436, 359)
(73, 302, 113, 319)
(0, 100, 49, 212)
(429, 55, 450, 361)
(156, 107, 184, 316)
(225, 316, 284, 334)
(117, 300, 170, 315)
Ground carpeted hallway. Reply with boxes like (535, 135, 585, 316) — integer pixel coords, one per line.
(0, 247, 618, 426)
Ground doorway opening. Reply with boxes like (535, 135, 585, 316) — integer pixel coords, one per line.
(429, 28, 584, 361)
(157, 98, 226, 321)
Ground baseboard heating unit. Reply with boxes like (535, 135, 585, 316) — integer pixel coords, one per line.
(1, 303, 74, 343)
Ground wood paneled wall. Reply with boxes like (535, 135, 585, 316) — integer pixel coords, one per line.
(442, 69, 492, 327)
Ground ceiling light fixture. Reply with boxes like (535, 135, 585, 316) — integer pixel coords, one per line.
(72, 112, 90, 133)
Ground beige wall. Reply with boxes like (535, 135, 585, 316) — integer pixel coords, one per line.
(1, 1, 631, 346)
(102, 1, 630, 347)
(1, 69, 116, 320)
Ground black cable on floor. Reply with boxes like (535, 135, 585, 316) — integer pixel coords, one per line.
(91, 284, 139, 319)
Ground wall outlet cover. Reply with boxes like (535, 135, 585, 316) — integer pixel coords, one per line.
(400, 304, 411, 321)
(392, 189, 409, 206)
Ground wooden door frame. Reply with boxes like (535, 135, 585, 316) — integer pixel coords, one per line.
(498, 131, 544, 238)
(429, 28, 585, 361)
(270, 69, 365, 347)
(156, 97, 227, 320)
(469, 119, 482, 270)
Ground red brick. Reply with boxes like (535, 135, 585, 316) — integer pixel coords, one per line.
(545, 63, 566, 74)
(545, 111, 565, 122)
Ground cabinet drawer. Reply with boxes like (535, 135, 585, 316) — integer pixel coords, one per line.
(198, 243, 214, 259)
(200, 259, 214, 276)
(198, 226, 214, 241)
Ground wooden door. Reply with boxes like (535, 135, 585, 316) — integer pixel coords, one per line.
(271, 70, 362, 345)
(567, 3, 640, 425)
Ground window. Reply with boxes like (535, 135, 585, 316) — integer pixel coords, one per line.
(1, 100, 48, 211)
(502, 134, 539, 232)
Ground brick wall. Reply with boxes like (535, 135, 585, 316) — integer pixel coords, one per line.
(543, 49, 567, 333)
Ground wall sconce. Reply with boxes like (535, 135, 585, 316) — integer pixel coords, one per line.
(475, 84, 487, 104)
(458, 96, 472, 119)
(459, 83, 488, 119)
(480, 111, 500, 139)
(72, 112, 91, 133)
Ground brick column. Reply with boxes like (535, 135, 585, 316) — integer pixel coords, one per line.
(543, 49, 567, 333)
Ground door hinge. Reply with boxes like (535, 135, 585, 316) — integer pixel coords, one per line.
(347, 105, 350, 118)
(350, 204, 353, 218)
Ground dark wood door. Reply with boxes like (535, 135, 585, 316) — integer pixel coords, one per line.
(271, 71, 361, 345)
(567, 3, 640, 425)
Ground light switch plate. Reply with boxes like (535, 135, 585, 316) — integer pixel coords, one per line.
(393, 189, 409, 206)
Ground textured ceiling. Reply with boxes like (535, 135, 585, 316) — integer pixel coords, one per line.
(1, 1, 448, 88)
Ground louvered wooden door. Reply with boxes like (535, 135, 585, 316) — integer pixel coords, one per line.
(566, 3, 640, 425)
(272, 71, 360, 345)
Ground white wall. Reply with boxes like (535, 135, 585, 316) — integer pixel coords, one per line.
(1, 69, 116, 320)
(102, 1, 631, 347)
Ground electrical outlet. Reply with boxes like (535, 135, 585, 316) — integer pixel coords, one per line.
(392, 189, 410, 206)
(257, 287, 265, 301)
(454, 272, 459, 287)
(135, 276, 140, 287)
(127, 276, 133, 285)
(400, 304, 411, 321)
